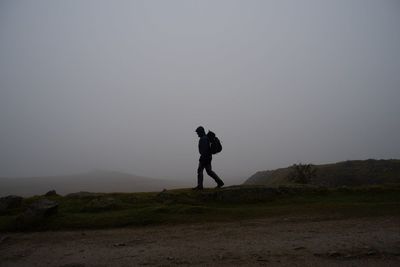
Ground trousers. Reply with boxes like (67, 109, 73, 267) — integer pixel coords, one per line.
(197, 160, 223, 187)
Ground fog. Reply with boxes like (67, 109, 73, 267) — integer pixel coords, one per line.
(1, 0, 399, 184)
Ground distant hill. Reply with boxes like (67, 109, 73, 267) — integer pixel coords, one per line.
(244, 159, 400, 187)
(0, 170, 189, 197)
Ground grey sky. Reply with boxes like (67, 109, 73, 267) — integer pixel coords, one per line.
(1, 0, 399, 183)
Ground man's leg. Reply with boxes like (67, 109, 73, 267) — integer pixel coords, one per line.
(197, 161, 205, 188)
(205, 162, 224, 186)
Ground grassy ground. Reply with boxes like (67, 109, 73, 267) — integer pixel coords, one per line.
(1, 185, 399, 231)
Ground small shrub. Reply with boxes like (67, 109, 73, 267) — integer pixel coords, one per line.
(289, 163, 316, 184)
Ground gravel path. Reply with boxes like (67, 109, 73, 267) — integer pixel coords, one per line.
(0, 216, 399, 266)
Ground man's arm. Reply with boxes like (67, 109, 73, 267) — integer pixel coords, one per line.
(199, 137, 210, 156)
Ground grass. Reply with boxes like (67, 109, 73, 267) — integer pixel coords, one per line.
(1, 185, 399, 231)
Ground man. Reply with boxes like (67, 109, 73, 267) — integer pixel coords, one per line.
(193, 126, 224, 190)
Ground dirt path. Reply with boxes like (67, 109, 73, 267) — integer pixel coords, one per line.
(0, 216, 399, 266)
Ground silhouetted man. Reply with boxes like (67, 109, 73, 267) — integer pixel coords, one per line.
(193, 126, 224, 190)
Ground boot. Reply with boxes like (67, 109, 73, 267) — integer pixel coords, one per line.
(192, 186, 204, 191)
(215, 181, 224, 189)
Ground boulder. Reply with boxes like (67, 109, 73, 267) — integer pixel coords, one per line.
(29, 199, 59, 216)
(0, 195, 23, 213)
(16, 199, 58, 228)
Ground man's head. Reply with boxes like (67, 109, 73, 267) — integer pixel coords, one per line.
(195, 126, 205, 137)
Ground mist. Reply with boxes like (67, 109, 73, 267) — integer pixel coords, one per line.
(1, 0, 399, 184)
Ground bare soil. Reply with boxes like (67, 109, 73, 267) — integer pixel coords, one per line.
(0, 216, 399, 266)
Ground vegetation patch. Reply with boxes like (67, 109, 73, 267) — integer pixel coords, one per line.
(0, 185, 399, 232)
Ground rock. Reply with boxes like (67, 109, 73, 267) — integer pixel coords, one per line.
(30, 199, 59, 215)
(45, 190, 58, 196)
(16, 199, 58, 228)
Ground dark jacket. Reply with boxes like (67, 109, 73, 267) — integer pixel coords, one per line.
(198, 135, 212, 162)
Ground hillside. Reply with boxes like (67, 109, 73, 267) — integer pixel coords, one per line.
(244, 159, 400, 187)
(0, 170, 189, 197)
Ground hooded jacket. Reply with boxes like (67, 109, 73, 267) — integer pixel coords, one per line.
(198, 135, 212, 162)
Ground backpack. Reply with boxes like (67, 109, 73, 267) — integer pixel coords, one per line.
(207, 131, 222, 154)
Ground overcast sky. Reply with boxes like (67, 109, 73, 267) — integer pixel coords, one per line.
(1, 0, 399, 183)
